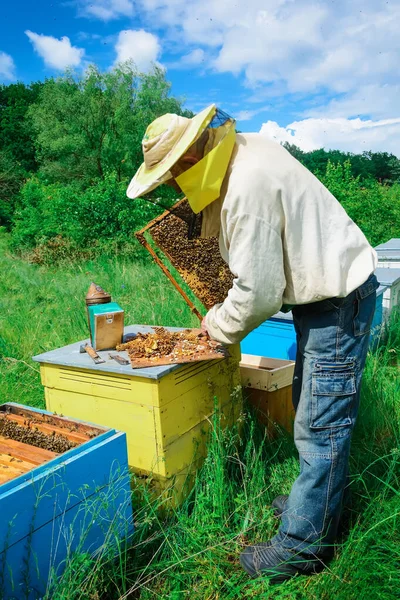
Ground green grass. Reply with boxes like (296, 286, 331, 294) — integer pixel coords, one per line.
(0, 230, 199, 409)
(0, 230, 399, 600)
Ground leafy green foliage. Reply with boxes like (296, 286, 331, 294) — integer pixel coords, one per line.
(284, 143, 400, 185)
(0, 150, 25, 228)
(1, 66, 399, 256)
(0, 82, 44, 227)
(10, 158, 399, 260)
(29, 63, 191, 185)
(319, 161, 400, 246)
(10, 173, 163, 262)
(0, 81, 43, 172)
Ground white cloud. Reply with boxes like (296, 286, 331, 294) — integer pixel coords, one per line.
(260, 117, 400, 157)
(168, 48, 205, 70)
(308, 85, 400, 121)
(114, 30, 161, 72)
(0, 51, 16, 80)
(25, 31, 85, 70)
(236, 107, 271, 122)
(179, 48, 205, 67)
(135, 0, 400, 121)
(79, 0, 134, 20)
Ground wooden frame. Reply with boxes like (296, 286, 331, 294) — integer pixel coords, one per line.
(135, 199, 203, 321)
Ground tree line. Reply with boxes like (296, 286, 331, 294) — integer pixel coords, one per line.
(0, 62, 399, 260)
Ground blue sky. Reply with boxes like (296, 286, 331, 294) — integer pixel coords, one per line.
(1, 0, 399, 155)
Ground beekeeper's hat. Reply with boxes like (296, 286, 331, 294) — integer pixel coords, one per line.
(127, 104, 217, 200)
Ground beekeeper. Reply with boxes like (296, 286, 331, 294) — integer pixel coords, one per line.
(127, 104, 378, 582)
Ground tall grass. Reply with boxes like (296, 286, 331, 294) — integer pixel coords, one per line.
(48, 325, 400, 600)
(0, 230, 198, 409)
(1, 230, 399, 599)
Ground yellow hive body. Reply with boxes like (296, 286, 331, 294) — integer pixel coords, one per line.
(35, 332, 242, 501)
(240, 355, 295, 434)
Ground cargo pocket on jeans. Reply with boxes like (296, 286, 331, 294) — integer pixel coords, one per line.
(311, 362, 356, 429)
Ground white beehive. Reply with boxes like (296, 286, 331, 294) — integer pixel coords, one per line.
(375, 238, 400, 269)
(375, 267, 400, 318)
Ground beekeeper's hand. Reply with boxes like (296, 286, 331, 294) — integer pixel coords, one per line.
(201, 317, 208, 337)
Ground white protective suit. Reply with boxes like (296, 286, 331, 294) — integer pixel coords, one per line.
(204, 133, 377, 345)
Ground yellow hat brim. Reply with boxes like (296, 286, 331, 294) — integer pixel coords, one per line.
(126, 104, 217, 200)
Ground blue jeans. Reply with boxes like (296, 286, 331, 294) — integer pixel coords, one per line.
(272, 273, 379, 559)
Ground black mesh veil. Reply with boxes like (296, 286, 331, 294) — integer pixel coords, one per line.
(208, 107, 235, 129)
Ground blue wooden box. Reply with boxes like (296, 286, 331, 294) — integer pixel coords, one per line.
(0, 403, 133, 600)
(241, 287, 385, 359)
(241, 312, 297, 360)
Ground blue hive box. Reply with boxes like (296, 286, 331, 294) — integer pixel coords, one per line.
(0, 403, 133, 600)
(241, 312, 297, 360)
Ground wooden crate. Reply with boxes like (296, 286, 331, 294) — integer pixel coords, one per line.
(0, 403, 133, 600)
(240, 354, 295, 433)
(33, 326, 242, 499)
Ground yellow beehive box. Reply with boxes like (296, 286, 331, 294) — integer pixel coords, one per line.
(240, 354, 295, 434)
(33, 326, 242, 491)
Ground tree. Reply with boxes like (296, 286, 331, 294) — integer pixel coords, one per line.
(0, 81, 43, 172)
(361, 151, 400, 184)
(29, 63, 192, 185)
(282, 143, 304, 162)
(0, 151, 25, 227)
(283, 143, 400, 185)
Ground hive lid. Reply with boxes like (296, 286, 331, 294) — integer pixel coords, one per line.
(375, 267, 400, 286)
(32, 325, 190, 380)
(85, 283, 112, 306)
(375, 238, 400, 251)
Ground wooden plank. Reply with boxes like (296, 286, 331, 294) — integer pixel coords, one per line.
(240, 354, 294, 370)
(129, 352, 226, 369)
(42, 363, 157, 406)
(0, 449, 32, 483)
(4, 405, 102, 438)
(3, 414, 89, 445)
(245, 387, 294, 435)
(241, 364, 294, 392)
(0, 463, 27, 481)
(0, 437, 57, 465)
(0, 471, 18, 484)
(45, 387, 157, 442)
(0, 452, 33, 473)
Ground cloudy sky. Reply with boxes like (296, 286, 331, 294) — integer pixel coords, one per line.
(1, 0, 399, 156)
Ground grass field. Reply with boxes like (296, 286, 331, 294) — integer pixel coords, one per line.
(1, 229, 399, 600)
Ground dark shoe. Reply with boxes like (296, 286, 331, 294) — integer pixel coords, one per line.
(240, 541, 324, 582)
(271, 494, 288, 518)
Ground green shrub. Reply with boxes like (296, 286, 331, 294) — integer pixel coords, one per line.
(320, 161, 400, 246)
(10, 173, 162, 261)
(10, 159, 400, 262)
